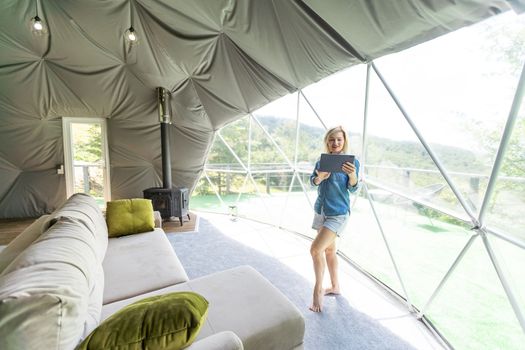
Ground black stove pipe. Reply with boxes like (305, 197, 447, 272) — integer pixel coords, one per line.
(157, 87, 173, 189)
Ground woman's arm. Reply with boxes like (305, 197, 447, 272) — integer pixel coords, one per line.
(310, 161, 319, 186)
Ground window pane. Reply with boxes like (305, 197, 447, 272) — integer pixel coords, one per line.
(206, 132, 244, 172)
(486, 102, 525, 240)
(301, 64, 366, 157)
(250, 117, 291, 171)
(490, 235, 525, 327)
(366, 70, 467, 220)
(297, 93, 325, 166)
(278, 174, 315, 236)
(339, 190, 405, 295)
(426, 236, 525, 350)
(371, 11, 524, 215)
(252, 93, 298, 162)
(191, 174, 224, 213)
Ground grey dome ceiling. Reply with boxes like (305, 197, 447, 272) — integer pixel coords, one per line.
(0, 0, 518, 218)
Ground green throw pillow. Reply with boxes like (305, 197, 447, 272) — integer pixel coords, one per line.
(77, 292, 209, 350)
(106, 199, 155, 237)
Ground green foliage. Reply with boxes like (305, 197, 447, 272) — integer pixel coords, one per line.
(413, 202, 471, 228)
(479, 16, 525, 76)
(367, 137, 483, 173)
(74, 125, 102, 163)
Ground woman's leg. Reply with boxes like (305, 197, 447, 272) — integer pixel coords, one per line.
(324, 241, 340, 295)
(309, 227, 337, 312)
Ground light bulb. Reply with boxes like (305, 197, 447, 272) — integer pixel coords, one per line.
(32, 16, 43, 31)
(126, 27, 137, 43)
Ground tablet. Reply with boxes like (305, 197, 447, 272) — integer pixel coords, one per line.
(319, 154, 355, 172)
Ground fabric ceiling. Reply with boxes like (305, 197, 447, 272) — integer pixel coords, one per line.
(0, 0, 516, 218)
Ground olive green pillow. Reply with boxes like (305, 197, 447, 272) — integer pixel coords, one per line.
(106, 199, 155, 237)
(77, 292, 209, 350)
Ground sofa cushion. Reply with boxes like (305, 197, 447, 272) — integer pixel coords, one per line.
(103, 228, 189, 304)
(45, 192, 109, 261)
(101, 266, 305, 350)
(184, 266, 305, 350)
(106, 198, 155, 237)
(0, 215, 50, 275)
(0, 294, 63, 350)
(186, 331, 244, 350)
(45, 193, 108, 338)
(78, 292, 209, 350)
(0, 216, 102, 349)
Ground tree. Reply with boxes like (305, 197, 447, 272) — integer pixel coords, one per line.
(74, 124, 102, 163)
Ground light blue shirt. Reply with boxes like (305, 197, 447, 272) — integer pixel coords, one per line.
(310, 158, 360, 216)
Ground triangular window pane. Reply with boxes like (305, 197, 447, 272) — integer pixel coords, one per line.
(235, 173, 272, 223)
(296, 93, 325, 168)
(252, 93, 298, 163)
(249, 116, 292, 172)
(216, 117, 250, 168)
(366, 185, 475, 308)
(301, 64, 366, 157)
(191, 172, 225, 213)
(489, 235, 525, 327)
(339, 187, 404, 295)
(371, 11, 524, 216)
(366, 67, 467, 220)
(485, 102, 525, 240)
(426, 236, 525, 350)
(278, 173, 314, 235)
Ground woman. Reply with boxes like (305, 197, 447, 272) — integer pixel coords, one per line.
(309, 126, 360, 312)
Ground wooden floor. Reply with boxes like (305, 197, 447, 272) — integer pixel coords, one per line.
(0, 217, 37, 245)
(162, 212, 198, 234)
(0, 212, 198, 246)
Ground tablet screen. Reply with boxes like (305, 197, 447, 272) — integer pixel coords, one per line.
(319, 154, 355, 172)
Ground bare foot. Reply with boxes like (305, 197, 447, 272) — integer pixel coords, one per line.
(309, 289, 324, 312)
(324, 287, 341, 295)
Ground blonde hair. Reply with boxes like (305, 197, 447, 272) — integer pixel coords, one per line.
(323, 126, 348, 154)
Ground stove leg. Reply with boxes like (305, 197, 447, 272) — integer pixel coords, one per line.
(179, 217, 183, 226)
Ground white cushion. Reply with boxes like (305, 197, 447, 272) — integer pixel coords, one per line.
(187, 331, 244, 350)
(187, 266, 305, 350)
(0, 294, 63, 350)
(102, 228, 189, 304)
(0, 216, 101, 349)
(44, 193, 108, 261)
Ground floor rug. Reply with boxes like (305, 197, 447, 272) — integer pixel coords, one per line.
(168, 216, 416, 350)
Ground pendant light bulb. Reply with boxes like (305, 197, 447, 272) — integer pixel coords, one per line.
(126, 27, 137, 43)
(32, 16, 43, 31)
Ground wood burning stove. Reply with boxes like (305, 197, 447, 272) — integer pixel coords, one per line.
(144, 87, 190, 225)
(143, 187, 189, 225)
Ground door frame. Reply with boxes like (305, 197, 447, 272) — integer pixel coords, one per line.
(62, 117, 111, 202)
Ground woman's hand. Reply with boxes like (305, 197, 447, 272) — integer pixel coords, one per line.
(314, 169, 330, 185)
(343, 161, 358, 187)
(342, 161, 356, 175)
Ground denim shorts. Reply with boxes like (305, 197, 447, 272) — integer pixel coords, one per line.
(312, 210, 349, 236)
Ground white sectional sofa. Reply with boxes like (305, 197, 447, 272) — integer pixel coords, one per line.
(0, 193, 305, 350)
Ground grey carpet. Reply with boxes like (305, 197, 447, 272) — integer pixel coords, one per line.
(167, 216, 417, 350)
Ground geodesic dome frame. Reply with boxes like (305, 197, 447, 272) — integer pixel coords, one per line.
(194, 36, 525, 349)
(1, 1, 524, 348)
